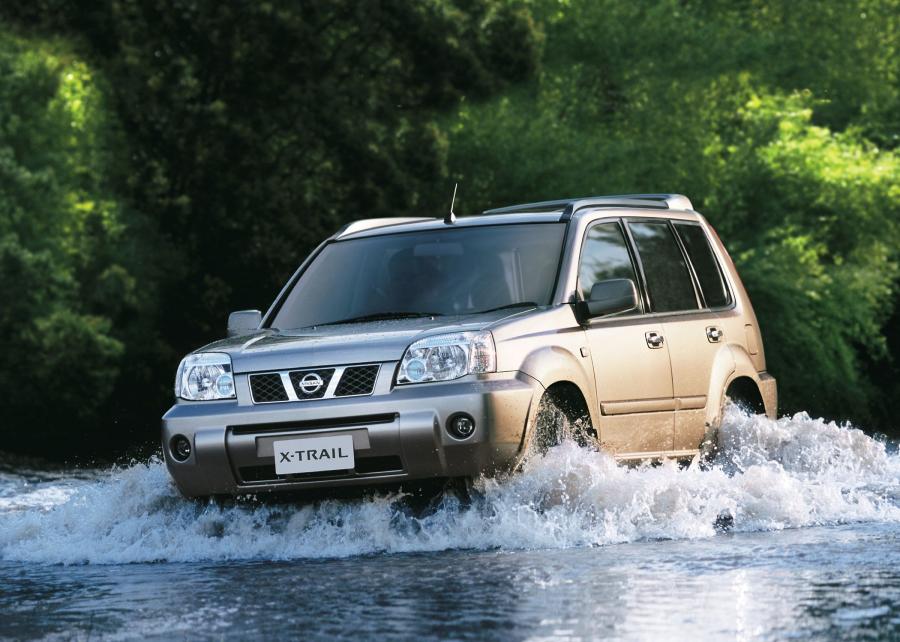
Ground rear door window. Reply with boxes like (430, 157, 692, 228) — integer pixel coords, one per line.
(628, 221, 699, 313)
(578, 221, 640, 301)
(674, 223, 731, 308)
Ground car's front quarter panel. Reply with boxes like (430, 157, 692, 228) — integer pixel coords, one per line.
(490, 306, 598, 429)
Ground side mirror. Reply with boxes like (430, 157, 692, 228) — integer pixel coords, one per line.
(578, 278, 639, 320)
(227, 310, 262, 337)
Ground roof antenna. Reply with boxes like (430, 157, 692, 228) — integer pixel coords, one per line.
(444, 183, 458, 224)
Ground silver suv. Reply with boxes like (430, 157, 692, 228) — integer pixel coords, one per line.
(162, 194, 776, 498)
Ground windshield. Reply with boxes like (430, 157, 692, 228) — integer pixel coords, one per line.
(270, 223, 566, 329)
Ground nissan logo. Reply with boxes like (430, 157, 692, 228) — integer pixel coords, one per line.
(298, 372, 324, 395)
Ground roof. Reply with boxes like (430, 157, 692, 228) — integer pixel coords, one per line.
(333, 193, 696, 240)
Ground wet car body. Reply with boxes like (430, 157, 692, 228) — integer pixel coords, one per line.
(162, 195, 776, 498)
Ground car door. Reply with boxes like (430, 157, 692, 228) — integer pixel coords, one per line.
(579, 220, 674, 456)
(626, 219, 731, 454)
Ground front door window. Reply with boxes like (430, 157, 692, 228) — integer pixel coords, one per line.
(577, 222, 639, 302)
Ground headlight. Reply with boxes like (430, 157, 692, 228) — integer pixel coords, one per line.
(175, 352, 236, 400)
(397, 331, 496, 384)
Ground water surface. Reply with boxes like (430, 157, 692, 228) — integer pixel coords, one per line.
(2, 409, 898, 640)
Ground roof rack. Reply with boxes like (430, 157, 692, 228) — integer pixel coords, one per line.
(482, 194, 694, 220)
(334, 216, 435, 239)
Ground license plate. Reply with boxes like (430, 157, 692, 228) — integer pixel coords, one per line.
(273, 434, 355, 475)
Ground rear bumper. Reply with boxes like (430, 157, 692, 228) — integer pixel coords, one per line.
(161, 370, 542, 498)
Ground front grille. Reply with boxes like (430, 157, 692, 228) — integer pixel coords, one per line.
(238, 455, 403, 483)
(249, 373, 288, 403)
(288, 368, 335, 400)
(335, 365, 379, 397)
(248, 363, 381, 404)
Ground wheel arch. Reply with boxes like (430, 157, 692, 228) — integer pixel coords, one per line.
(725, 375, 766, 414)
(517, 345, 600, 432)
(706, 343, 777, 428)
(543, 381, 594, 428)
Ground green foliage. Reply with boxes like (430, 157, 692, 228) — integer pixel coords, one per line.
(29, 0, 541, 344)
(718, 94, 898, 420)
(0, 33, 145, 450)
(0, 0, 897, 454)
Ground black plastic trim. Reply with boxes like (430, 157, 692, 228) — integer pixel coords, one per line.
(229, 413, 397, 435)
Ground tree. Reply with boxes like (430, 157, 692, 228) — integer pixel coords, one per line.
(0, 32, 154, 454)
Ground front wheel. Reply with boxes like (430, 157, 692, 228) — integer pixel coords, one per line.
(527, 392, 596, 457)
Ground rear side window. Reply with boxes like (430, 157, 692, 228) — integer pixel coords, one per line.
(578, 222, 639, 300)
(628, 221, 699, 313)
(675, 223, 731, 307)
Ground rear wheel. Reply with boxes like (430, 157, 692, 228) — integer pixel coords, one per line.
(698, 420, 720, 465)
(725, 377, 766, 415)
(700, 377, 767, 464)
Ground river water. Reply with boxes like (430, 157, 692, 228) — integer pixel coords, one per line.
(1, 408, 899, 640)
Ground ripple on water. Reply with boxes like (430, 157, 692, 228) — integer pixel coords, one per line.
(0, 407, 897, 564)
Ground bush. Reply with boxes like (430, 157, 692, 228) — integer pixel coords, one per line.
(442, 2, 900, 425)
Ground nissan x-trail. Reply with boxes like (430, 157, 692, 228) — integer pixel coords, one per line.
(162, 194, 776, 498)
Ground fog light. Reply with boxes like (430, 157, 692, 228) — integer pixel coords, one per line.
(447, 413, 476, 440)
(171, 435, 192, 461)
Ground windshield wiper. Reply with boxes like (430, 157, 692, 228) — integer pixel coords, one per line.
(316, 312, 444, 326)
(475, 302, 539, 314)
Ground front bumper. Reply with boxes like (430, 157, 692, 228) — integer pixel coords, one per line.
(162, 369, 542, 498)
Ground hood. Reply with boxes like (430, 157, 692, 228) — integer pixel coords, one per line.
(198, 309, 532, 373)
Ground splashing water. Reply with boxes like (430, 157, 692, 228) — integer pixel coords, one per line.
(0, 407, 897, 565)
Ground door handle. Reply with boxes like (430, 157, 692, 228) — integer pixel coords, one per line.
(706, 326, 723, 343)
(645, 331, 664, 349)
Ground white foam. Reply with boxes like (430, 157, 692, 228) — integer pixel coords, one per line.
(0, 407, 897, 564)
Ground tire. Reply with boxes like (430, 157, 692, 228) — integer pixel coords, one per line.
(697, 395, 726, 466)
(700, 386, 765, 466)
(527, 392, 596, 457)
(698, 424, 720, 466)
